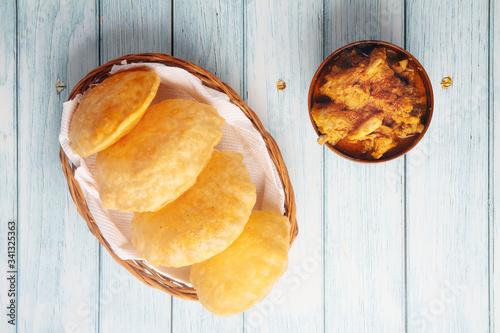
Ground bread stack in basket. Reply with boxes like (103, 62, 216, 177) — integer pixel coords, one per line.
(67, 67, 290, 316)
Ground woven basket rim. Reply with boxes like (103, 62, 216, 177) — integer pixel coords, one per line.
(60, 53, 298, 301)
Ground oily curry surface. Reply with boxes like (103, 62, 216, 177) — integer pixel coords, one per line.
(311, 47, 427, 160)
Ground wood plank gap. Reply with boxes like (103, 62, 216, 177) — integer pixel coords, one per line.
(15, 0, 19, 332)
(403, 3, 408, 333)
(403, 0, 407, 49)
(98, 0, 102, 66)
(242, 0, 247, 103)
(404, 156, 408, 333)
(488, 0, 494, 332)
(170, 296, 173, 333)
(321, 4, 326, 333)
(171, 0, 174, 55)
(322, 0, 326, 60)
(96, 2, 102, 332)
(242, 3, 247, 332)
(97, 245, 102, 333)
(242, 307, 245, 333)
(322, 146, 326, 333)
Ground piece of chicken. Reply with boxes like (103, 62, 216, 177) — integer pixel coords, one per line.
(347, 112, 384, 141)
(360, 125, 398, 159)
(311, 102, 363, 145)
(312, 102, 383, 145)
(319, 66, 371, 109)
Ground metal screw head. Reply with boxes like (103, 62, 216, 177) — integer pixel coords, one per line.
(441, 76, 452, 89)
(277, 79, 286, 91)
(56, 78, 67, 94)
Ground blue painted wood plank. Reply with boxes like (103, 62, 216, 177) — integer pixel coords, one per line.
(17, 1, 100, 331)
(492, 0, 499, 330)
(245, 0, 324, 332)
(171, 1, 245, 331)
(0, 1, 17, 332)
(173, 0, 245, 95)
(405, 1, 490, 332)
(323, 1, 406, 332)
(99, 1, 173, 332)
(101, 0, 173, 64)
(99, 258, 172, 333)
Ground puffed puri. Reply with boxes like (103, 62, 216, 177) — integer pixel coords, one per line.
(190, 210, 290, 316)
(94, 98, 225, 212)
(130, 150, 257, 267)
(69, 69, 161, 157)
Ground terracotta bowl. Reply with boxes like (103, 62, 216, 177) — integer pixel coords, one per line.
(308, 40, 434, 163)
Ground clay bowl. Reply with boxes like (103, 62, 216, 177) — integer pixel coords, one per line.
(308, 40, 434, 163)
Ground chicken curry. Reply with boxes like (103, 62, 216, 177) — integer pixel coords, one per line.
(311, 46, 428, 160)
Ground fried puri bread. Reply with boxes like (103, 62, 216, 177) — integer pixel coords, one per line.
(69, 69, 160, 157)
(190, 210, 290, 316)
(131, 150, 257, 267)
(95, 99, 225, 212)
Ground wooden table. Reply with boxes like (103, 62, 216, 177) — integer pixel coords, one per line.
(0, 0, 497, 332)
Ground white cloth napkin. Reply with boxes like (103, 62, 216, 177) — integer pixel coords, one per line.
(59, 61, 285, 284)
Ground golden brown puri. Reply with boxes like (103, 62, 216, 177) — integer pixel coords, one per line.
(95, 99, 225, 212)
(190, 210, 290, 316)
(69, 69, 160, 157)
(131, 150, 257, 268)
(313, 47, 427, 159)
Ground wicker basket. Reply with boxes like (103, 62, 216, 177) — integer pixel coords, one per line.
(59, 53, 298, 301)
